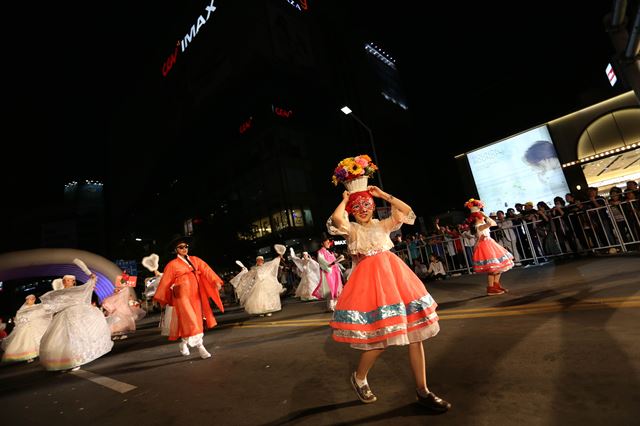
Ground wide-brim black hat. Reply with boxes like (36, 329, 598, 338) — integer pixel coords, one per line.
(167, 234, 193, 252)
(318, 232, 332, 243)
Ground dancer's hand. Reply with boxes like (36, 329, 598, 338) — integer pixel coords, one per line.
(367, 185, 385, 199)
(342, 190, 350, 203)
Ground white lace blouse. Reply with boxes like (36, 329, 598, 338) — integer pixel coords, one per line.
(327, 206, 416, 256)
(475, 217, 496, 239)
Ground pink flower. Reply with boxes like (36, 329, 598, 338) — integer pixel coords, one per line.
(354, 157, 368, 167)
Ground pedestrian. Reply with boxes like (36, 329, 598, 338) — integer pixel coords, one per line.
(465, 198, 515, 295)
(327, 154, 451, 412)
(427, 255, 447, 281)
(153, 236, 224, 359)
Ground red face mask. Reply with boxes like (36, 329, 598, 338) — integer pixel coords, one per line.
(346, 191, 375, 215)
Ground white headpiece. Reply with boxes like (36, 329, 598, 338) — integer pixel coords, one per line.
(63, 274, 76, 281)
(51, 279, 64, 291)
(142, 253, 160, 272)
(256, 256, 264, 261)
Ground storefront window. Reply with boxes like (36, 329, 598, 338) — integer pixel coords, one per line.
(289, 208, 304, 227)
(272, 210, 289, 231)
(250, 217, 272, 238)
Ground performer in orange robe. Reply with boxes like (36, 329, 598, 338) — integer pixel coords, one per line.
(154, 236, 224, 359)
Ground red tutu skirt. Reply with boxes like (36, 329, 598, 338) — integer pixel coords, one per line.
(472, 237, 515, 273)
(329, 251, 439, 350)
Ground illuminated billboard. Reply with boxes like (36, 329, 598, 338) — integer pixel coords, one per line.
(466, 124, 570, 214)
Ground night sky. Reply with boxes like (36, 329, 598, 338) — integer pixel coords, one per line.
(3, 1, 632, 234)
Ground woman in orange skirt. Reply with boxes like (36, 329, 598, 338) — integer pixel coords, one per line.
(327, 155, 450, 412)
(465, 199, 514, 295)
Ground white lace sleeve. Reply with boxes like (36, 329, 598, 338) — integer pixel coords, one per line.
(382, 207, 417, 232)
(230, 268, 249, 288)
(262, 257, 281, 279)
(326, 212, 350, 236)
(290, 254, 305, 273)
(40, 281, 95, 314)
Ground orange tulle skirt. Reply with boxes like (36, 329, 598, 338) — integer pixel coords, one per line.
(472, 237, 515, 273)
(329, 251, 439, 350)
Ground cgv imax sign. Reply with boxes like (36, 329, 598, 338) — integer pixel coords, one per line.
(162, 0, 218, 77)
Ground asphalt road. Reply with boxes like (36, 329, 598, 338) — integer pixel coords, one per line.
(2, 254, 639, 426)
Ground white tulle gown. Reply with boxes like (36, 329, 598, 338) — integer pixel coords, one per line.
(39, 278, 113, 371)
(290, 252, 320, 301)
(1, 303, 52, 363)
(231, 258, 284, 315)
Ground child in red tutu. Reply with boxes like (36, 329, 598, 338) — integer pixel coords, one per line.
(327, 155, 451, 412)
(465, 198, 514, 295)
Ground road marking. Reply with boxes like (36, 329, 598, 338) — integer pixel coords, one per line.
(439, 295, 640, 315)
(232, 322, 328, 328)
(71, 369, 137, 393)
(439, 300, 640, 320)
(225, 296, 640, 329)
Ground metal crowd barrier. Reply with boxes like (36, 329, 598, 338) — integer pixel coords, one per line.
(391, 199, 640, 275)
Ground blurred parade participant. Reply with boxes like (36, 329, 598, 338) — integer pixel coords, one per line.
(1, 294, 52, 363)
(154, 236, 224, 359)
(102, 284, 146, 340)
(142, 253, 172, 333)
(0, 318, 7, 341)
(230, 245, 286, 316)
(39, 262, 113, 371)
(289, 248, 320, 301)
(312, 235, 344, 311)
(327, 155, 450, 412)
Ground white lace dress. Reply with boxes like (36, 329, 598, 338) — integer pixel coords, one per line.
(1, 303, 52, 363)
(231, 258, 284, 315)
(39, 279, 114, 370)
(290, 253, 320, 301)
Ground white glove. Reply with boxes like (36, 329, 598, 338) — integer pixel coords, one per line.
(235, 260, 246, 269)
(289, 247, 296, 258)
(274, 244, 286, 255)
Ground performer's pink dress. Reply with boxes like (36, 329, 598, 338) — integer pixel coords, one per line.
(102, 287, 146, 336)
(327, 207, 440, 350)
(472, 223, 515, 273)
(312, 247, 343, 300)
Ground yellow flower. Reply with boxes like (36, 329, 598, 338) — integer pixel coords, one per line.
(349, 164, 364, 176)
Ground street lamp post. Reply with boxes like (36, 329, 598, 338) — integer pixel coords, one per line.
(340, 106, 385, 192)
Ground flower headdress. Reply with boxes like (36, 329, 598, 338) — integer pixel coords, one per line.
(464, 198, 484, 211)
(331, 154, 378, 186)
(464, 198, 486, 223)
